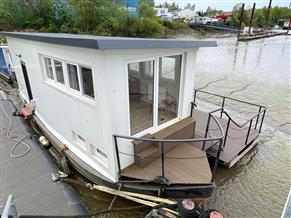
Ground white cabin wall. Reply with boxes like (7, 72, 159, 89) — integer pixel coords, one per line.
(6, 37, 117, 181)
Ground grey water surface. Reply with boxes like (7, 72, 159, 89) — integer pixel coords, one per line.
(195, 35, 291, 218)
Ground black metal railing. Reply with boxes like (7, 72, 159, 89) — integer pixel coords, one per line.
(194, 89, 266, 150)
(113, 109, 225, 184)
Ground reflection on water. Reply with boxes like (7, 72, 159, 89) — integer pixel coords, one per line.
(196, 36, 291, 217)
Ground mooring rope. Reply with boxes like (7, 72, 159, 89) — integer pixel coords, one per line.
(1, 104, 31, 158)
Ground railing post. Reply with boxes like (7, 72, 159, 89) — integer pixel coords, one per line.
(193, 89, 197, 105)
(113, 136, 121, 175)
(259, 109, 266, 133)
(160, 142, 165, 179)
(222, 118, 231, 150)
(190, 102, 194, 117)
(202, 114, 211, 150)
(212, 139, 223, 182)
(245, 119, 253, 145)
(255, 106, 262, 129)
(220, 97, 225, 118)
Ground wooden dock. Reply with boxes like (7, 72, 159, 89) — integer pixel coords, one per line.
(0, 91, 87, 216)
(238, 32, 287, 41)
(193, 109, 259, 168)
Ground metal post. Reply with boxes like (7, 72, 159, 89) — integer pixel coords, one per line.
(1, 195, 19, 218)
(259, 109, 266, 133)
(267, 0, 272, 25)
(202, 114, 211, 150)
(160, 142, 165, 178)
(238, 3, 245, 39)
(113, 136, 121, 175)
(248, 3, 256, 36)
(211, 139, 223, 182)
(245, 119, 253, 145)
(287, 2, 291, 34)
(222, 118, 231, 150)
(193, 89, 197, 105)
(190, 102, 194, 117)
(255, 106, 262, 129)
(220, 97, 225, 118)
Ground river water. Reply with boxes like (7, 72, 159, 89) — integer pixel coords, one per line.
(74, 35, 291, 217)
(195, 35, 291, 218)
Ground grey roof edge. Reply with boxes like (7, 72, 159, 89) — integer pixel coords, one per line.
(2, 32, 217, 50)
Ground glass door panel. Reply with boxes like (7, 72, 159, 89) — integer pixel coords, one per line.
(158, 55, 182, 125)
(128, 60, 155, 135)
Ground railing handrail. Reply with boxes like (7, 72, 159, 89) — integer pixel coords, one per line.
(194, 89, 267, 109)
(222, 108, 266, 128)
(113, 108, 225, 144)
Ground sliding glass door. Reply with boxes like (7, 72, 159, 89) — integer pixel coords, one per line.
(128, 60, 155, 135)
(128, 55, 182, 135)
(158, 55, 182, 125)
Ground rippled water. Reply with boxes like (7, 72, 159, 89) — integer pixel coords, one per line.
(195, 35, 291, 218)
(74, 36, 291, 218)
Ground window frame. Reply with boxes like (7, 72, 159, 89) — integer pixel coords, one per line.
(79, 65, 95, 99)
(41, 54, 95, 101)
(66, 62, 82, 92)
(53, 59, 66, 85)
(126, 53, 184, 137)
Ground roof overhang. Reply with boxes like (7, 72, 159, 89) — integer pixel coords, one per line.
(2, 32, 217, 50)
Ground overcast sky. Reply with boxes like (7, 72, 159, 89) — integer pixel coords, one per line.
(154, 0, 291, 11)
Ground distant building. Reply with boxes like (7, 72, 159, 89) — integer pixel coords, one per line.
(178, 9, 196, 20)
(124, 0, 138, 14)
(154, 7, 169, 17)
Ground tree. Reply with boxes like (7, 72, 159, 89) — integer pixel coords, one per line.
(168, 2, 179, 11)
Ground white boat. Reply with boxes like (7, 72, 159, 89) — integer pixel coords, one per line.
(3, 32, 265, 200)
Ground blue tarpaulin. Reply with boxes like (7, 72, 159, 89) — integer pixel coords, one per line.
(0, 48, 10, 76)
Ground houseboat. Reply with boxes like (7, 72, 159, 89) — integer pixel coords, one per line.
(0, 45, 13, 81)
(3, 32, 266, 199)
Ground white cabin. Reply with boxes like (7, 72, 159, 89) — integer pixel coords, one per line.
(4, 32, 217, 186)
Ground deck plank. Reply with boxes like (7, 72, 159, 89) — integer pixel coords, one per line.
(121, 143, 212, 184)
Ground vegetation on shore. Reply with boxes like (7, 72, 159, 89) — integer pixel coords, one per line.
(0, 0, 190, 38)
(229, 4, 291, 27)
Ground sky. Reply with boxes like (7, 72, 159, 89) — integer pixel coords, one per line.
(154, 0, 291, 11)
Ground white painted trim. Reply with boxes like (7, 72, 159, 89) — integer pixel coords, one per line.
(35, 110, 117, 182)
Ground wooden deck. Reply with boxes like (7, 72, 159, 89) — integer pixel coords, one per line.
(193, 109, 259, 167)
(121, 143, 212, 184)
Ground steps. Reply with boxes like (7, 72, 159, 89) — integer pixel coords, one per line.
(133, 117, 196, 168)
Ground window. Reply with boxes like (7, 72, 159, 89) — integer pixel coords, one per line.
(54, 60, 65, 84)
(67, 64, 80, 91)
(81, 66, 94, 98)
(91, 145, 108, 166)
(128, 60, 155, 135)
(158, 55, 182, 125)
(44, 57, 54, 79)
(42, 55, 95, 101)
(73, 131, 87, 151)
(127, 55, 182, 135)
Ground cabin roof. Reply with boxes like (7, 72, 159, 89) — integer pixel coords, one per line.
(2, 32, 217, 50)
